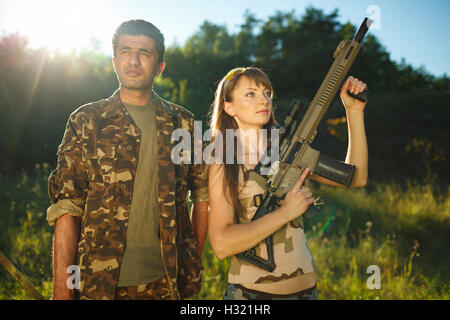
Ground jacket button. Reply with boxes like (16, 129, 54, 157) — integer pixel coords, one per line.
(120, 184, 126, 189)
(127, 145, 132, 151)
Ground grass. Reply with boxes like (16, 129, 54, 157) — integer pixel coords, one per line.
(1, 165, 448, 299)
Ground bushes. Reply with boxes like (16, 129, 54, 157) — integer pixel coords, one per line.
(0, 165, 53, 299)
(192, 182, 449, 300)
(1, 166, 448, 300)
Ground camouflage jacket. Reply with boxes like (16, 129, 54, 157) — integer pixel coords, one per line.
(47, 89, 208, 300)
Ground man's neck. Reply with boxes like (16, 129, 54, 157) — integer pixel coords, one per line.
(119, 86, 153, 106)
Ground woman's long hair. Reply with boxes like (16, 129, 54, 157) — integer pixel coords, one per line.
(208, 67, 276, 218)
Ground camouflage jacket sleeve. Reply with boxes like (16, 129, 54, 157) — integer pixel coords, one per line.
(188, 163, 209, 203)
(172, 112, 207, 298)
(47, 114, 89, 226)
(186, 117, 209, 203)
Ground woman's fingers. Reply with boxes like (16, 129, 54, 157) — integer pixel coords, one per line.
(293, 168, 310, 191)
(356, 81, 366, 94)
(300, 188, 313, 199)
(346, 76, 367, 95)
(342, 76, 351, 92)
(281, 169, 316, 221)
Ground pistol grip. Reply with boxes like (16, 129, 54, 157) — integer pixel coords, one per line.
(347, 89, 369, 102)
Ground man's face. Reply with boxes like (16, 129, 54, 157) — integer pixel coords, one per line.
(113, 34, 164, 91)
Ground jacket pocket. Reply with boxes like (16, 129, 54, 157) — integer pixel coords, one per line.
(82, 141, 116, 159)
(82, 141, 117, 185)
(97, 144, 117, 184)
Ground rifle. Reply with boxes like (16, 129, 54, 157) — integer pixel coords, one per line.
(236, 18, 372, 272)
(0, 250, 45, 300)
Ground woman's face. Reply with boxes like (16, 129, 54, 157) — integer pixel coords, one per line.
(224, 76, 272, 131)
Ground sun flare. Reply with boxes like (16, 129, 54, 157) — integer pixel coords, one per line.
(3, 0, 111, 53)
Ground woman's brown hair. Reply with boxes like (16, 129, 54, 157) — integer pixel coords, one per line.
(208, 67, 275, 219)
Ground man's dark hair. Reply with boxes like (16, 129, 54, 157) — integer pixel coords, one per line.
(112, 19, 165, 62)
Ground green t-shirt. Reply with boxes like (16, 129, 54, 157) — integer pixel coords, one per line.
(117, 96, 165, 286)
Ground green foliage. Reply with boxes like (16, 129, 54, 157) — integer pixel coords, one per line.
(0, 164, 53, 299)
(1, 6, 447, 188)
(305, 183, 449, 299)
(192, 238, 230, 300)
(190, 182, 449, 300)
(0, 6, 448, 300)
(2, 167, 447, 300)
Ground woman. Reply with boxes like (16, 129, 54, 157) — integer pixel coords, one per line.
(208, 67, 368, 300)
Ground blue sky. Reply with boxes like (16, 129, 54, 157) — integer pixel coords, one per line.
(0, 0, 449, 77)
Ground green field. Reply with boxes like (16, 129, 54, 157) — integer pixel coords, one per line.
(0, 164, 448, 300)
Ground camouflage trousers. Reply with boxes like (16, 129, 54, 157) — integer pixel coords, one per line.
(115, 276, 172, 300)
(223, 283, 318, 300)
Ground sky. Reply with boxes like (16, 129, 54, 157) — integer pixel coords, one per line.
(0, 0, 449, 77)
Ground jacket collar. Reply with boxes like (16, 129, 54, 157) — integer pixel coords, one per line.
(100, 89, 125, 119)
(100, 89, 167, 119)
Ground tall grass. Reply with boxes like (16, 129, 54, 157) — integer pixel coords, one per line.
(1, 166, 448, 299)
(0, 164, 54, 299)
(193, 182, 450, 300)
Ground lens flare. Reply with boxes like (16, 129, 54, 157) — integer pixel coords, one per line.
(2, 0, 111, 53)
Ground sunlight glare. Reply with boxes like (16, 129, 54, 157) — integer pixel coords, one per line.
(3, 0, 111, 53)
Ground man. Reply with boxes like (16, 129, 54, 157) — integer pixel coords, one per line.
(47, 20, 209, 300)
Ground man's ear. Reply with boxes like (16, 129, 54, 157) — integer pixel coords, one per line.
(223, 102, 236, 117)
(156, 62, 166, 77)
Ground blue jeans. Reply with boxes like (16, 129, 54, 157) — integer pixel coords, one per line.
(223, 283, 318, 300)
